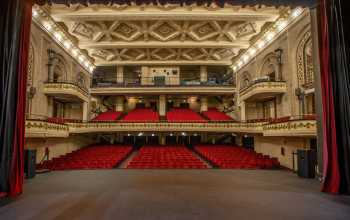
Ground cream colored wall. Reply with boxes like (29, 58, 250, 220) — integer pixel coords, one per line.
(254, 136, 310, 170)
(26, 135, 96, 163)
(236, 12, 312, 120)
(28, 22, 91, 119)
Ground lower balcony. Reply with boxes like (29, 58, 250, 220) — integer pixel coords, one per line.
(25, 120, 69, 138)
(43, 81, 89, 102)
(239, 81, 287, 102)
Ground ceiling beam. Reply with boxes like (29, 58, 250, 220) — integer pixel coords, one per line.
(51, 12, 279, 22)
(79, 41, 250, 49)
(95, 60, 233, 66)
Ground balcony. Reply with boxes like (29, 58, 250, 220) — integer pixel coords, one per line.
(43, 80, 89, 102)
(239, 80, 287, 102)
(91, 77, 235, 95)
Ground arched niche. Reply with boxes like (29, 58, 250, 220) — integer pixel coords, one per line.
(240, 71, 252, 89)
(259, 53, 279, 81)
(47, 49, 68, 82)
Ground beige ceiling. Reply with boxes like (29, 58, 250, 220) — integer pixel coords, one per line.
(48, 4, 287, 66)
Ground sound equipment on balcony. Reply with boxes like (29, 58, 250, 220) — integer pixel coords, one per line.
(297, 149, 316, 178)
(24, 149, 37, 179)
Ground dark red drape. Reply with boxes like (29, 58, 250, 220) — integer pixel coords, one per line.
(318, 0, 340, 194)
(8, 0, 33, 197)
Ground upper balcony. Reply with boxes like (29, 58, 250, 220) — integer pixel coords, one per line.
(239, 79, 287, 102)
(43, 80, 90, 102)
(91, 77, 235, 95)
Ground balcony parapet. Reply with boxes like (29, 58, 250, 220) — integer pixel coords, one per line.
(262, 119, 316, 137)
(25, 120, 69, 138)
(239, 80, 287, 102)
(43, 80, 89, 102)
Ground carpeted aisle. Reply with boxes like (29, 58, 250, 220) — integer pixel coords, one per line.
(0, 170, 350, 220)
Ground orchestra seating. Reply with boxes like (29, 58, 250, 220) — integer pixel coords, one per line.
(166, 108, 206, 122)
(37, 145, 133, 170)
(202, 108, 233, 121)
(127, 145, 208, 169)
(121, 108, 159, 122)
(92, 111, 123, 121)
(195, 145, 280, 169)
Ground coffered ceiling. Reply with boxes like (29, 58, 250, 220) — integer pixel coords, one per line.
(47, 4, 288, 66)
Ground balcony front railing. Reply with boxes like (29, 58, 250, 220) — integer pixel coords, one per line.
(92, 77, 234, 88)
(239, 79, 286, 94)
(45, 80, 89, 96)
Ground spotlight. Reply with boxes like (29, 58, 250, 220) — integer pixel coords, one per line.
(78, 55, 85, 63)
(291, 8, 302, 18)
(277, 20, 288, 31)
(32, 9, 38, 17)
(181, 132, 186, 136)
(72, 49, 79, 57)
(138, 132, 143, 136)
(54, 32, 62, 41)
(266, 32, 275, 41)
(257, 41, 266, 49)
(248, 48, 256, 56)
(170, 133, 174, 136)
(151, 134, 155, 137)
(127, 133, 131, 136)
(43, 22, 52, 31)
(63, 41, 72, 49)
(243, 55, 249, 62)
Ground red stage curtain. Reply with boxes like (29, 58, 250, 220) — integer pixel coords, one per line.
(9, 0, 33, 197)
(318, 0, 341, 194)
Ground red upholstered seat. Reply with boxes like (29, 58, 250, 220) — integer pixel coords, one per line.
(92, 111, 122, 121)
(121, 108, 159, 122)
(37, 145, 132, 171)
(126, 145, 207, 169)
(166, 108, 206, 122)
(202, 108, 233, 121)
(195, 145, 280, 169)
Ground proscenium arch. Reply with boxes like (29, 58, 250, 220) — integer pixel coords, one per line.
(296, 29, 314, 88)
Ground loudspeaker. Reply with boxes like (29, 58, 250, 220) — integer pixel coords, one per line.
(24, 149, 36, 179)
(297, 149, 316, 178)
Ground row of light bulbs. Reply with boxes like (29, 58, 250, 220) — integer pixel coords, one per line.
(32, 7, 96, 74)
(232, 7, 304, 73)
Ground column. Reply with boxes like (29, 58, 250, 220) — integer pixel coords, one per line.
(200, 96, 208, 112)
(200, 66, 208, 83)
(240, 101, 246, 121)
(115, 96, 124, 112)
(160, 134, 166, 145)
(310, 8, 324, 175)
(159, 95, 166, 116)
(82, 101, 89, 121)
(116, 66, 124, 84)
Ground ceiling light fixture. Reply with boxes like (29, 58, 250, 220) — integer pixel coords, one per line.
(232, 7, 305, 73)
(32, 5, 95, 74)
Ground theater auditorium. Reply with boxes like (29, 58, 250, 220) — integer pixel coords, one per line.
(0, 0, 350, 219)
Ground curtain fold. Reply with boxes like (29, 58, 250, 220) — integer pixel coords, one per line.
(0, 0, 33, 197)
(327, 0, 350, 194)
(0, 0, 23, 196)
(319, 0, 350, 195)
(9, 0, 33, 197)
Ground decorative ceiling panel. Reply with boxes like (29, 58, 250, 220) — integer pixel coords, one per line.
(47, 4, 287, 65)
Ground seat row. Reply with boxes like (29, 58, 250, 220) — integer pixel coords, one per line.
(126, 145, 208, 169)
(37, 145, 132, 170)
(195, 145, 280, 169)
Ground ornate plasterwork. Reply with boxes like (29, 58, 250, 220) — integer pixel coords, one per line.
(46, 4, 284, 65)
(297, 31, 314, 88)
(89, 47, 237, 64)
